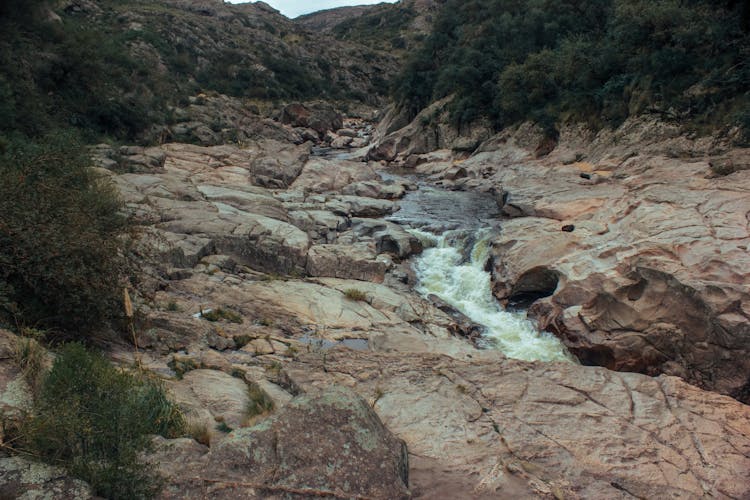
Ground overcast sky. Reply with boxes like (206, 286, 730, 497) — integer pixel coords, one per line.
(227, 1, 398, 19)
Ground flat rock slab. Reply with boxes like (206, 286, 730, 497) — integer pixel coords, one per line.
(283, 349, 750, 499)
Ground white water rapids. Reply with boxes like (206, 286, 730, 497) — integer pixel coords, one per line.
(386, 181, 573, 363)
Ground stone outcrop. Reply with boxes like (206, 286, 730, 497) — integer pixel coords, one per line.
(394, 118, 750, 402)
(0, 456, 94, 499)
(150, 386, 410, 499)
(283, 348, 750, 499)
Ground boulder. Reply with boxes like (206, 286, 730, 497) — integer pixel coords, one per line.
(291, 157, 379, 193)
(306, 243, 389, 282)
(167, 369, 251, 439)
(280, 103, 343, 137)
(0, 457, 94, 499)
(207, 386, 410, 499)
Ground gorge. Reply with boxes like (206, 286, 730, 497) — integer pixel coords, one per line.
(0, 0, 749, 498)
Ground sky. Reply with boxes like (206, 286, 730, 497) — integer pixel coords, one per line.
(227, 1, 398, 19)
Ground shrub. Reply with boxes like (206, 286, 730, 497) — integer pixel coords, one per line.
(23, 343, 185, 499)
(244, 383, 274, 425)
(344, 288, 368, 302)
(0, 132, 129, 335)
(201, 307, 243, 324)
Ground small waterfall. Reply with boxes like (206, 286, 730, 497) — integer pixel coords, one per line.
(410, 228, 574, 362)
(386, 180, 573, 363)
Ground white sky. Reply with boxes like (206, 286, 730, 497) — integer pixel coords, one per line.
(226, 1, 398, 19)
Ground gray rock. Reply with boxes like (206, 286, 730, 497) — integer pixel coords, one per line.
(208, 386, 410, 499)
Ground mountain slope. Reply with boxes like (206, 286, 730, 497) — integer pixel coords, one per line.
(391, 0, 750, 139)
(0, 0, 397, 142)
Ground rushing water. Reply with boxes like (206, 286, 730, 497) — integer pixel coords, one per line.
(387, 180, 573, 363)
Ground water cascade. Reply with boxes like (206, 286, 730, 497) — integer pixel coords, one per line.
(387, 182, 573, 363)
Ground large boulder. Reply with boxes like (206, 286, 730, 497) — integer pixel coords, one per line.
(280, 103, 343, 137)
(207, 386, 410, 499)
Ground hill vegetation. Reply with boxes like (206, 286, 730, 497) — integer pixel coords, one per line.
(392, 0, 750, 138)
(0, 0, 394, 143)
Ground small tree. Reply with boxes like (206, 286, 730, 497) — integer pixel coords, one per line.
(0, 131, 129, 335)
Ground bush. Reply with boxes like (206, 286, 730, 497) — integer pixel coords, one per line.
(394, 0, 749, 134)
(200, 307, 243, 324)
(0, 132, 129, 335)
(24, 343, 185, 499)
(343, 288, 368, 302)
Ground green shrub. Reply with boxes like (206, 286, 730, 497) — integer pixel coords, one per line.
(394, 0, 750, 135)
(24, 343, 185, 499)
(201, 307, 243, 324)
(0, 132, 129, 335)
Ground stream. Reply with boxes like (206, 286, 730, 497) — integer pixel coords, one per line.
(386, 179, 574, 363)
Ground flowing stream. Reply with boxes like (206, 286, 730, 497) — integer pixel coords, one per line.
(386, 179, 573, 362)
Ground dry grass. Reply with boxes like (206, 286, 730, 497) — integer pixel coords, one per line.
(343, 288, 368, 302)
(14, 336, 47, 394)
(186, 420, 211, 446)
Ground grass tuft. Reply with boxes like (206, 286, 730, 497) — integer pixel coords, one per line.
(343, 288, 368, 302)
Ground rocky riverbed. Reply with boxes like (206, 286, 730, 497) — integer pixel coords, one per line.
(1, 109, 749, 498)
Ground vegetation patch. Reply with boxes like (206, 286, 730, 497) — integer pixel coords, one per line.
(22, 343, 185, 499)
(244, 383, 275, 425)
(393, 0, 750, 135)
(344, 288, 368, 302)
(201, 307, 243, 324)
(0, 132, 129, 336)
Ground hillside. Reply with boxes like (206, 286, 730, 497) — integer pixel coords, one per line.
(0, 0, 396, 143)
(297, 0, 445, 56)
(392, 0, 750, 140)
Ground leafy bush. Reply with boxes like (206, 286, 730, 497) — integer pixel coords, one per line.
(394, 0, 750, 134)
(0, 132, 129, 335)
(24, 343, 185, 499)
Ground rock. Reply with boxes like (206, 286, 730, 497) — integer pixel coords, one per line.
(207, 386, 410, 499)
(342, 180, 407, 199)
(413, 120, 750, 400)
(248, 140, 310, 188)
(326, 195, 398, 218)
(167, 369, 251, 438)
(280, 103, 343, 137)
(330, 134, 353, 149)
(291, 157, 379, 193)
(306, 243, 389, 282)
(350, 218, 423, 259)
(217, 213, 310, 275)
(367, 97, 492, 163)
(0, 457, 94, 499)
(283, 349, 750, 499)
(288, 209, 348, 242)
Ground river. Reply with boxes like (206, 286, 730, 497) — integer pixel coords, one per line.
(386, 179, 574, 363)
